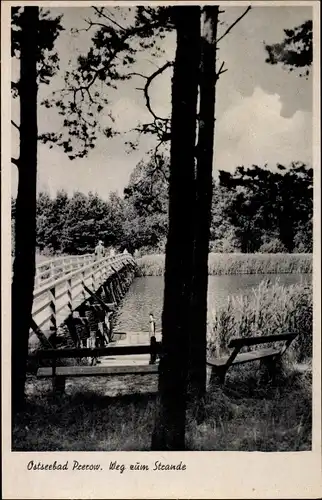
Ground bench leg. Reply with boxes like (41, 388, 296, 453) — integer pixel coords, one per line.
(209, 367, 226, 389)
(52, 376, 66, 395)
(260, 357, 277, 384)
(149, 336, 157, 365)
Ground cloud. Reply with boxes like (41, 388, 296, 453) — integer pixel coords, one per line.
(214, 87, 312, 172)
(111, 97, 151, 133)
(12, 86, 311, 200)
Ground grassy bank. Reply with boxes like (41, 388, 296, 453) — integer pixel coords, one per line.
(13, 365, 311, 451)
(208, 279, 312, 363)
(136, 253, 312, 276)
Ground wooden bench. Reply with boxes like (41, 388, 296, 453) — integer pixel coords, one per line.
(33, 330, 297, 394)
(34, 337, 161, 394)
(207, 332, 298, 385)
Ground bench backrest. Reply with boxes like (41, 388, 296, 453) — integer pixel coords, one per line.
(31, 340, 161, 361)
(228, 332, 297, 349)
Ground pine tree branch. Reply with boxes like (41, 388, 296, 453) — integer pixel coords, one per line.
(93, 7, 126, 31)
(216, 6, 251, 44)
(217, 61, 228, 77)
(144, 62, 173, 121)
(76, 19, 111, 33)
(129, 61, 173, 121)
(11, 120, 20, 131)
(152, 141, 170, 182)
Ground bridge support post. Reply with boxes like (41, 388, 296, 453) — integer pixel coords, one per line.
(49, 286, 57, 333)
(67, 278, 73, 316)
(49, 285, 58, 385)
(81, 270, 86, 302)
(109, 281, 117, 304)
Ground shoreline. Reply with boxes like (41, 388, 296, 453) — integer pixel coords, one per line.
(136, 252, 313, 276)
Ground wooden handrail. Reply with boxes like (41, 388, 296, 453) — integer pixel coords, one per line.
(33, 254, 130, 299)
(34, 253, 127, 288)
(36, 254, 93, 272)
(31, 253, 135, 333)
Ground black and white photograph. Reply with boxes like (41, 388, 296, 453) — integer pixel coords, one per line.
(2, 0, 321, 497)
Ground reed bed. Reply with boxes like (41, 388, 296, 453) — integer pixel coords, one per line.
(207, 279, 313, 363)
(136, 253, 312, 276)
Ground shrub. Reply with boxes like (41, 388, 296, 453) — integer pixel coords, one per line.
(293, 221, 313, 253)
(207, 279, 312, 363)
(258, 238, 288, 253)
(210, 230, 241, 253)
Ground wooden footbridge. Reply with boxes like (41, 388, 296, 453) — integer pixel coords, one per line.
(31, 252, 137, 348)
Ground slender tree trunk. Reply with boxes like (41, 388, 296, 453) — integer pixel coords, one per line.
(151, 6, 201, 451)
(188, 7, 219, 412)
(11, 7, 39, 417)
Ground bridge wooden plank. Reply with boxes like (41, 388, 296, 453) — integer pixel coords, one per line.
(37, 364, 159, 377)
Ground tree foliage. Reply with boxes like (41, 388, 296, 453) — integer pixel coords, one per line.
(11, 7, 64, 96)
(218, 162, 313, 253)
(12, 160, 312, 256)
(40, 7, 174, 159)
(40, 6, 253, 161)
(264, 20, 312, 77)
(33, 189, 125, 254)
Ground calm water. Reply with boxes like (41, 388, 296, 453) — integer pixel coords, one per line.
(114, 274, 311, 332)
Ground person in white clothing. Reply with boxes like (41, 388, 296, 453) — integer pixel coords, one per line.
(94, 240, 105, 260)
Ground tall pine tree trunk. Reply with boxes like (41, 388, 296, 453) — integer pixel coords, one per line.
(12, 6, 39, 417)
(151, 6, 201, 451)
(188, 7, 219, 411)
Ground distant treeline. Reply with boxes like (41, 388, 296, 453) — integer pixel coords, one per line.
(11, 157, 313, 255)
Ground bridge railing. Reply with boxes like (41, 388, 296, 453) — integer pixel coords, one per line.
(35, 254, 95, 288)
(31, 253, 135, 336)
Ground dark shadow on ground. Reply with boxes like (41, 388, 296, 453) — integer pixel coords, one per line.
(13, 387, 157, 451)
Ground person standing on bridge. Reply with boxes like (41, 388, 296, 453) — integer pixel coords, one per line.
(94, 240, 105, 260)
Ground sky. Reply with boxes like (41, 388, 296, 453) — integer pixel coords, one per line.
(11, 5, 313, 201)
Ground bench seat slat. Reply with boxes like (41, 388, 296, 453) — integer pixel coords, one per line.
(37, 364, 159, 378)
(207, 347, 280, 367)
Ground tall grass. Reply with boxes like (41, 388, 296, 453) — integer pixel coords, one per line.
(186, 368, 311, 451)
(136, 253, 312, 276)
(207, 279, 312, 363)
(207, 253, 312, 275)
(13, 367, 311, 451)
